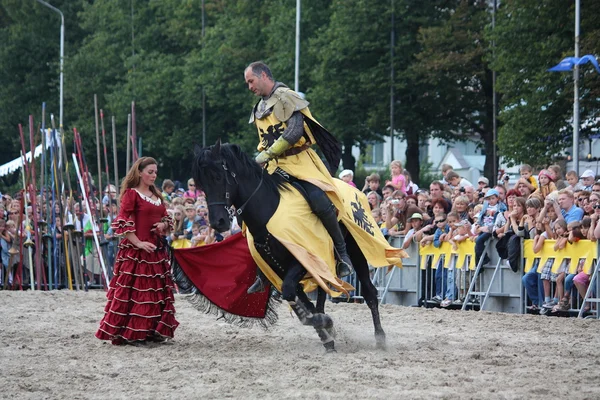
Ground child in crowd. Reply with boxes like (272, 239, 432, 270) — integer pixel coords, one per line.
(161, 179, 175, 202)
(515, 164, 538, 193)
(386, 160, 406, 193)
(371, 208, 383, 227)
(183, 205, 201, 239)
(420, 200, 448, 245)
(170, 205, 190, 248)
(190, 224, 209, 247)
(553, 221, 587, 312)
(438, 212, 459, 307)
(432, 213, 451, 303)
(449, 220, 472, 305)
(536, 169, 557, 200)
(469, 204, 483, 235)
(565, 170, 582, 192)
(362, 173, 383, 197)
(539, 219, 568, 312)
(579, 169, 595, 191)
(403, 170, 419, 195)
(339, 169, 356, 187)
(547, 164, 566, 190)
(474, 189, 504, 266)
(403, 213, 424, 250)
(0, 219, 9, 286)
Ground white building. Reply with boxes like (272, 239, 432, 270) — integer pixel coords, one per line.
(357, 135, 522, 185)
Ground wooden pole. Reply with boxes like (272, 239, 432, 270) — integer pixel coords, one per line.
(112, 116, 120, 205)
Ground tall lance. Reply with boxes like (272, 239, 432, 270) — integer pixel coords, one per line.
(28, 116, 45, 290)
(17, 124, 34, 291)
(73, 128, 108, 288)
(50, 115, 65, 289)
(40, 104, 53, 289)
(56, 118, 80, 290)
(73, 129, 92, 288)
(111, 116, 120, 206)
(131, 101, 138, 161)
(94, 95, 103, 222)
(126, 113, 131, 173)
(71, 152, 109, 285)
(93, 99, 109, 268)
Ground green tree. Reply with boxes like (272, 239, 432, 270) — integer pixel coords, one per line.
(415, 0, 495, 179)
(491, 0, 600, 167)
(0, 0, 87, 167)
(308, 0, 392, 171)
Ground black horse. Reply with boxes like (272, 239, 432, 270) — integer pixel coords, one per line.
(192, 141, 385, 352)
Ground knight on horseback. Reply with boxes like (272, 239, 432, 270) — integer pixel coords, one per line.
(244, 61, 354, 294)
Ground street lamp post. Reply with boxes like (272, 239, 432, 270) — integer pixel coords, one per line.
(35, 0, 64, 129)
(294, 0, 301, 92)
(573, 0, 580, 174)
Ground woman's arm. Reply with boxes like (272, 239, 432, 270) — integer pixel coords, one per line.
(125, 232, 156, 252)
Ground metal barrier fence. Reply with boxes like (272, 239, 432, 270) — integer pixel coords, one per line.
(363, 236, 600, 319)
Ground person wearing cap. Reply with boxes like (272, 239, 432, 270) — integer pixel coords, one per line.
(580, 169, 595, 191)
(402, 212, 424, 250)
(477, 176, 489, 189)
(339, 169, 356, 188)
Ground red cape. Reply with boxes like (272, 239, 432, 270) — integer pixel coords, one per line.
(172, 232, 273, 320)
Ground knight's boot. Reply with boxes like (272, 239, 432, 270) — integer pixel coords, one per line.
(247, 268, 266, 294)
(318, 205, 354, 278)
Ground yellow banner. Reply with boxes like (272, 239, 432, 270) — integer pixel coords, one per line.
(419, 241, 476, 271)
(523, 239, 596, 274)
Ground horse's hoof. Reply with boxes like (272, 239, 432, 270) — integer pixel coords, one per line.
(375, 335, 387, 350)
(324, 341, 336, 353)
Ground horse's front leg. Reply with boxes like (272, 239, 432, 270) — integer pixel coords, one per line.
(283, 263, 335, 352)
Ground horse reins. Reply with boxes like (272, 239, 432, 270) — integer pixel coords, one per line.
(207, 160, 264, 220)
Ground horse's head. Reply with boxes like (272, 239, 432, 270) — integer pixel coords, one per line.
(192, 139, 234, 233)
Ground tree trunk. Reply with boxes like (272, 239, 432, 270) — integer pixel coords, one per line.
(405, 131, 421, 185)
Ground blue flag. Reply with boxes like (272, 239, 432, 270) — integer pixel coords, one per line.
(548, 55, 600, 74)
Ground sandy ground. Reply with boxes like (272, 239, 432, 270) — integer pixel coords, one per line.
(1, 290, 599, 400)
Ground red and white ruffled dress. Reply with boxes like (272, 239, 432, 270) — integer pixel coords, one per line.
(96, 188, 179, 344)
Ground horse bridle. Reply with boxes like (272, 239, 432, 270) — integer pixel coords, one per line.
(206, 160, 264, 220)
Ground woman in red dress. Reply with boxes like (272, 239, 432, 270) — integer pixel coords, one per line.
(96, 157, 179, 345)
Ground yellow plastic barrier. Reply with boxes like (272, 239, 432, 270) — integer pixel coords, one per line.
(419, 241, 476, 271)
(523, 239, 596, 275)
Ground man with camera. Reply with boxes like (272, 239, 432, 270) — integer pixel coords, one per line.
(384, 191, 426, 235)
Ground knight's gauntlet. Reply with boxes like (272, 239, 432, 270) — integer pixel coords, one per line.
(255, 136, 292, 164)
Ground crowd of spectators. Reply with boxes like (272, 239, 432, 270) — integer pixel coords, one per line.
(360, 160, 600, 314)
(3, 158, 600, 316)
(0, 177, 240, 288)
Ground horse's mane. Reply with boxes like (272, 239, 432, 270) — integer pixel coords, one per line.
(192, 143, 287, 195)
